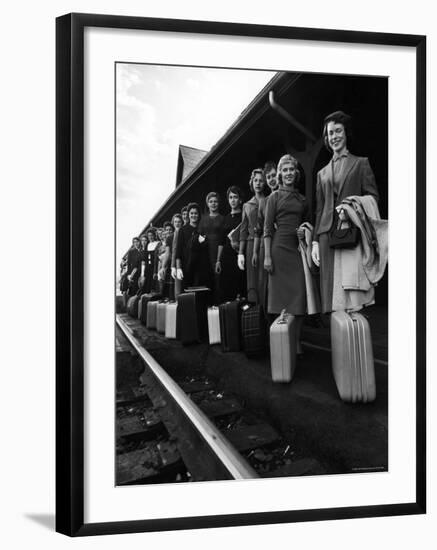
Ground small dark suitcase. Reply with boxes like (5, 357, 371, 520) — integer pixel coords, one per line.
(219, 301, 242, 352)
(177, 288, 210, 345)
(241, 304, 267, 357)
(126, 294, 141, 318)
(146, 301, 158, 330)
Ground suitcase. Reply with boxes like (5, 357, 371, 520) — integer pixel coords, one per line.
(219, 301, 242, 352)
(165, 302, 178, 339)
(138, 292, 161, 323)
(146, 300, 158, 330)
(157, 301, 168, 334)
(126, 294, 141, 318)
(177, 289, 210, 345)
(269, 310, 297, 382)
(207, 306, 221, 345)
(241, 304, 267, 357)
(330, 311, 376, 403)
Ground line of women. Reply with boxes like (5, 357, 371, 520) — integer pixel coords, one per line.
(121, 110, 381, 352)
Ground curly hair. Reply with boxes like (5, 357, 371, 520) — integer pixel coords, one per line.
(186, 202, 201, 218)
(322, 110, 353, 152)
(248, 168, 266, 193)
(277, 154, 301, 186)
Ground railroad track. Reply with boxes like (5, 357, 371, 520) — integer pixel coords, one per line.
(116, 314, 318, 485)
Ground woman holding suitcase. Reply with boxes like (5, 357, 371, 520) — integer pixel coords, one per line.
(311, 111, 379, 313)
(238, 169, 267, 304)
(264, 154, 308, 355)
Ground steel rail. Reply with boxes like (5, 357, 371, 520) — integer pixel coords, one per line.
(116, 315, 258, 480)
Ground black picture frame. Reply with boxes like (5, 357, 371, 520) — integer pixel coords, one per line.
(56, 12, 426, 537)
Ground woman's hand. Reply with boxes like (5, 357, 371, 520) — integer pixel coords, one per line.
(311, 242, 320, 267)
(264, 256, 274, 274)
(336, 206, 349, 222)
(237, 254, 245, 271)
(176, 268, 184, 280)
(296, 227, 305, 240)
(138, 276, 145, 288)
(198, 235, 206, 244)
(251, 252, 258, 267)
(215, 261, 222, 274)
(158, 268, 166, 281)
(171, 267, 177, 280)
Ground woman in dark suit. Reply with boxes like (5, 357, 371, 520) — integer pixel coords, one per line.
(175, 202, 210, 289)
(138, 227, 160, 294)
(220, 185, 246, 302)
(198, 191, 225, 304)
(312, 111, 379, 312)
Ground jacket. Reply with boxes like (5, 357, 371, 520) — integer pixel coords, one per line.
(298, 222, 321, 315)
(314, 153, 379, 240)
(331, 196, 388, 312)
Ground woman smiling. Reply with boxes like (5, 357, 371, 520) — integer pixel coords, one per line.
(264, 154, 308, 354)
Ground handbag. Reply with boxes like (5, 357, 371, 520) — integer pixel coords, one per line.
(227, 222, 241, 250)
(329, 210, 359, 249)
(119, 272, 129, 292)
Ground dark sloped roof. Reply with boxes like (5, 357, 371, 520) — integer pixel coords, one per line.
(176, 145, 208, 186)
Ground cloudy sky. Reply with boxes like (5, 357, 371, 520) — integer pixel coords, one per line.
(116, 63, 276, 262)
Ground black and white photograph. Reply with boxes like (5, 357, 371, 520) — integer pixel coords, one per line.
(115, 63, 389, 486)
(2, 0, 434, 546)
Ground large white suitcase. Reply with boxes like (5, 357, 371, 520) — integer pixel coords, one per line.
(165, 302, 178, 339)
(330, 311, 376, 403)
(207, 306, 221, 345)
(269, 310, 297, 382)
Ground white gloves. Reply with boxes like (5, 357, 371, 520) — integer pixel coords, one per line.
(311, 241, 320, 267)
(237, 254, 245, 271)
(176, 268, 184, 280)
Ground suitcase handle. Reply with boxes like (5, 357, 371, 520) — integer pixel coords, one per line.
(277, 309, 288, 324)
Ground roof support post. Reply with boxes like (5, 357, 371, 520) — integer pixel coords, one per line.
(269, 91, 317, 143)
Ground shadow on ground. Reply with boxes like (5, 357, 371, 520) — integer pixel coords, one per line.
(25, 514, 55, 531)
